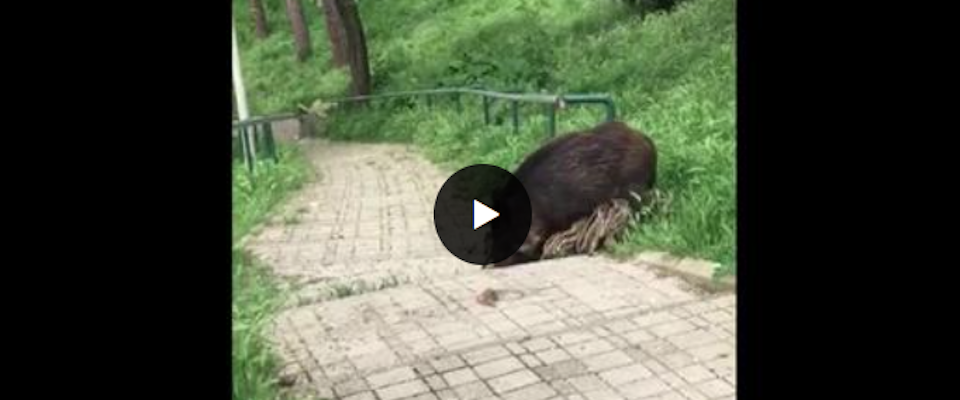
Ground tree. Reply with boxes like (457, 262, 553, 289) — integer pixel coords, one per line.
(339, 0, 371, 97)
(249, 0, 270, 39)
(321, 0, 371, 98)
(285, 0, 312, 61)
(320, 0, 348, 68)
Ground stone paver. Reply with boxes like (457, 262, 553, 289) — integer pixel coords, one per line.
(487, 369, 541, 393)
(443, 367, 480, 386)
(245, 141, 471, 304)
(243, 140, 736, 399)
(376, 379, 430, 400)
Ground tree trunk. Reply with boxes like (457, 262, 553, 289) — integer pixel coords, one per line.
(249, 0, 269, 39)
(337, 0, 372, 98)
(320, 0, 349, 68)
(285, 0, 311, 61)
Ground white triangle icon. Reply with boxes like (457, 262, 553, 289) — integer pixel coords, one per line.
(473, 199, 500, 230)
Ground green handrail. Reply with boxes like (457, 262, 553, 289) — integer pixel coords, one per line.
(232, 87, 617, 174)
(329, 87, 616, 137)
(232, 114, 296, 173)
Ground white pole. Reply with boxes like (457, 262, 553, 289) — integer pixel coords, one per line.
(232, 18, 256, 164)
(232, 19, 250, 120)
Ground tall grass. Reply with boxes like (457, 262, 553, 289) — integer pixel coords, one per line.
(232, 146, 311, 400)
(233, 148, 312, 242)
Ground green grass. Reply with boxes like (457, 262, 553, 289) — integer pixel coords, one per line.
(232, 249, 286, 400)
(234, 0, 735, 275)
(233, 148, 312, 242)
(232, 146, 312, 400)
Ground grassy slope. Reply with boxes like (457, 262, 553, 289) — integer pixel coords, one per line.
(235, 0, 735, 275)
(234, 0, 348, 115)
(232, 147, 311, 400)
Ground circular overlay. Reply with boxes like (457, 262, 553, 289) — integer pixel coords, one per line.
(434, 164, 532, 265)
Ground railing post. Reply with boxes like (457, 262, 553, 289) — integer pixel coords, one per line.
(454, 93, 462, 113)
(511, 101, 519, 133)
(545, 103, 556, 138)
(254, 123, 263, 156)
(237, 132, 245, 163)
(263, 122, 278, 162)
(605, 98, 616, 122)
(482, 96, 491, 125)
(247, 122, 259, 169)
(240, 125, 255, 174)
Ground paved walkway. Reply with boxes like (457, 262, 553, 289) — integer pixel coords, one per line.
(245, 140, 735, 400)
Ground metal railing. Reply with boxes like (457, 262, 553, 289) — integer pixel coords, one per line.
(232, 113, 297, 173)
(329, 87, 616, 138)
(233, 87, 617, 173)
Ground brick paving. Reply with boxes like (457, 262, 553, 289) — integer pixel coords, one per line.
(244, 140, 736, 399)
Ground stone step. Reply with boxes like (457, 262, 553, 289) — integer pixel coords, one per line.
(270, 256, 734, 399)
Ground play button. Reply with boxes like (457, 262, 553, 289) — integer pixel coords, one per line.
(434, 164, 532, 265)
(473, 200, 499, 230)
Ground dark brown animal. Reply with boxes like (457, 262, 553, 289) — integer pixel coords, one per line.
(490, 121, 657, 267)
